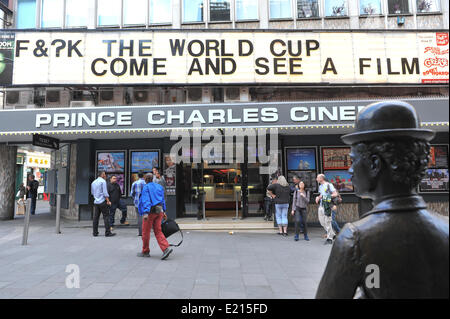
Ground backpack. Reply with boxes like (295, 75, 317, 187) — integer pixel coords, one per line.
(322, 183, 333, 217)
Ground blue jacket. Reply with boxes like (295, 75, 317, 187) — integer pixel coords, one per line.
(138, 182, 166, 215)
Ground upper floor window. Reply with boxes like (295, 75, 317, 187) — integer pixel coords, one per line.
(416, 0, 440, 13)
(97, 0, 121, 26)
(183, 0, 204, 22)
(150, 0, 172, 24)
(324, 0, 348, 17)
(359, 0, 382, 15)
(66, 0, 89, 27)
(210, 0, 231, 21)
(297, 0, 319, 18)
(387, 0, 410, 14)
(123, 0, 146, 25)
(236, 0, 258, 20)
(41, 0, 64, 28)
(269, 0, 292, 19)
(16, 0, 36, 28)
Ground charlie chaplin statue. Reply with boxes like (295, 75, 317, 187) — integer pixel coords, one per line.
(315, 101, 449, 299)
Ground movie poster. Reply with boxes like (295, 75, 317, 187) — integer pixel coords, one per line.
(420, 169, 449, 192)
(288, 170, 318, 192)
(97, 152, 125, 173)
(286, 148, 316, 170)
(163, 153, 176, 195)
(428, 145, 449, 168)
(322, 147, 352, 170)
(0, 32, 14, 86)
(130, 151, 159, 172)
(324, 170, 354, 193)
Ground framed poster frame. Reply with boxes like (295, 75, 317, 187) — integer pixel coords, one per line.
(284, 146, 319, 172)
(320, 145, 354, 194)
(419, 143, 449, 194)
(95, 150, 127, 197)
(128, 149, 161, 193)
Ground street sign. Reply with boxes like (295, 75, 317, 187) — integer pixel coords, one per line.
(32, 134, 59, 150)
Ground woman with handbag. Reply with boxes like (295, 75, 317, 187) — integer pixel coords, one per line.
(267, 175, 291, 236)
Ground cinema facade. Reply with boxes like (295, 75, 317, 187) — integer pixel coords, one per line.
(0, 29, 449, 223)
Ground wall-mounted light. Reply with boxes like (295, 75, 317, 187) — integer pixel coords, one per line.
(397, 16, 405, 26)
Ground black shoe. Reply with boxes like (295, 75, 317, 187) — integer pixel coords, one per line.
(268, 217, 273, 221)
(138, 234, 142, 237)
(137, 252, 150, 257)
(161, 248, 173, 260)
(323, 239, 333, 245)
(284, 232, 288, 236)
(278, 232, 283, 235)
(93, 233, 99, 237)
(105, 233, 116, 237)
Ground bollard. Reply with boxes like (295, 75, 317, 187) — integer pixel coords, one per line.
(55, 194, 62, 234)
(22, 198, 32, 245)
(233, 190, 239, 220)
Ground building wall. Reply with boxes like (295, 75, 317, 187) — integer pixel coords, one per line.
(0, 145, 17, 220)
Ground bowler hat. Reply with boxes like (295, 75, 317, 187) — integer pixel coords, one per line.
(341, 100, 435, 145)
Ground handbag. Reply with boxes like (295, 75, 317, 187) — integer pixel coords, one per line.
(161, 218, 183, 247)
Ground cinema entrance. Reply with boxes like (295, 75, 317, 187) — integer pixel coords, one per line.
(179, 160, 267, 220)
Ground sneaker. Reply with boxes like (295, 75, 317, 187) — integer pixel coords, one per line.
(121, 221, 130, 226)
(294, 235, 299, 241)
(304, 235, 310, 241)
(161, 248, 173, 260)
(137, 252, 150, 257)
(93, 233, 99, 237)
(323, 239, 332, 245)
(105, 233, 116, 237)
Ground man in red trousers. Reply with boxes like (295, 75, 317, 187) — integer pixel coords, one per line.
(137, 173, 173, 260)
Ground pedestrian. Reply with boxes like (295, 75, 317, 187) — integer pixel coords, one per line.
(26, 174, 39, 215)
(17, 183, 26, 200)
(153, 168, 167, 201)
(267, 175, 291, 236)
(316, 174, 338, 245)
(91, 171, 115, 237)
(264, 177, 277, 221)
(107, 175, 129, 231)
(291, 178, 310, 241)
(137, 173, 173, 260)
(130, 172, 146, 236)
(331, 191, 342, 235)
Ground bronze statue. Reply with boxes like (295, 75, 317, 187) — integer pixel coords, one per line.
(316, 101, 449, 299)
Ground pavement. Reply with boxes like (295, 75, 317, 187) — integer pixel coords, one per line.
(0, 208, 332, 299)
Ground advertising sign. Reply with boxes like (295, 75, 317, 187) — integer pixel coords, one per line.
(287, 170, 318, 192)
(324, 170, 354, 193)
(428, 145, 448, 168)
(163, 153, 176, 195)
(130, 151, 159, 172)
(322, 147, 352, 170)
(419, 168, 449, 192)
(0, 32, 14, 85)
(286, 148, 316, 170)
(97, 152, 125, 173)
(3, 30, 448, 86)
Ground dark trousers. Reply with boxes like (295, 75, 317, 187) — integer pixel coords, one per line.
(294, 207, 308, 236)
(264, 197, 273, 219)
(331, 209, 341, 234)
(93, 201, 112, 236)
(29, 197, 37, 215)
(109, 199, 127, 226)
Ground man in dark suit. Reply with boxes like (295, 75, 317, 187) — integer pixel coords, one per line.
(26, 174, 39, 215)
(316, 101, 449, 299)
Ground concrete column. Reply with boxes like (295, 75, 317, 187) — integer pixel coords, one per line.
(348, 0, 360, 29)
(259, 0, 269, 29)
(0, 145, 17, 220)
(173, 0, 181, 29)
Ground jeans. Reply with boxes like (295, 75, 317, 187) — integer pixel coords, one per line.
(275, 203, 289, 226)
(331, 209, 341, 234)
(318, 206, 335, 240)
(109, 199, 127, 226)
(294, 207, 308, 236)
(264, 197, 273, 219)
(93, 201, 111, 236)
(29, 197, 37, 215)
(141, 212, 169, 254)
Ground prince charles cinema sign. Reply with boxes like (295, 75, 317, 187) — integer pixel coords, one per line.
(0, 30, 448, 86)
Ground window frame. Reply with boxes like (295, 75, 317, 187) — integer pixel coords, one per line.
(415, 0, 441, 14)
(182, 0, 206, 23)
(358, 0, 384, 16)
(235, 0, 259, 21)
(387, 0, 412, 15)
(15, 0, 38, 29)
(122, 0, 147, 27)
(149, 0, 173, 25)
(208, 0, 232, 23)
(96, 0, 122, 27)
(40, 0, 65, 29)
(65, 0, 90, 28)
(296, 0, 321, 19)
(323, 0, 349, 18)
(268, 0, 294, 20)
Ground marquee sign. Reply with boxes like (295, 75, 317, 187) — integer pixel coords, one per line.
(1, 30, 448, 86)
(0, 99, 448, 134)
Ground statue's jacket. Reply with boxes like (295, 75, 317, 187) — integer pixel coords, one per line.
(316, 194, 449, 299)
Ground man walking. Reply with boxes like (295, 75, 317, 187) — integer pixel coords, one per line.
(107, 175, 129, 231)
(153, 168, 167, 200)
(91, 171, 115, 237)
(26, 174, 39, 215)
(130, 172, 146, 236)
(316, 174, 337, 245)
(137, 173, 173, 260)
